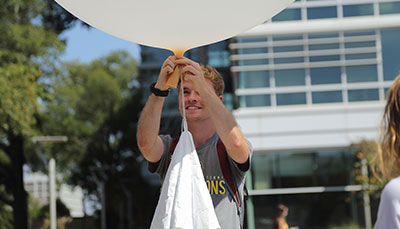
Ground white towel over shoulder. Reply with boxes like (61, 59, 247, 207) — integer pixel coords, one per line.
(150, 130, 221, 229)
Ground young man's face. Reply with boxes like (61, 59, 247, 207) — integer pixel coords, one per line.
(178, 79, 215, 122)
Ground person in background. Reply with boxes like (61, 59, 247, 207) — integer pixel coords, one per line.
(273, 204, 297, 229)
(373, 74, 400, 229)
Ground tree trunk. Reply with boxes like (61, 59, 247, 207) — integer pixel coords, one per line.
(10, 134, 28, 229)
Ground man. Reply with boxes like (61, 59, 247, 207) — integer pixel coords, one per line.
(137, 55, 252, 228)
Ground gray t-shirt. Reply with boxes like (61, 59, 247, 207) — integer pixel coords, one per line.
(148, 133, 253, 229)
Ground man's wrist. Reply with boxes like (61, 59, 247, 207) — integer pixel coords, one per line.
(150, 82, 170, 97)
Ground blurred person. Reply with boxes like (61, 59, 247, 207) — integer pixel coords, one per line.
(273, 204, 297, 229)
(373, 74, 400, 229)
(137, 55, 252, 228)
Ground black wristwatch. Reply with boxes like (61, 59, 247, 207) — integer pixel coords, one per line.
(150, 82, 170, 97)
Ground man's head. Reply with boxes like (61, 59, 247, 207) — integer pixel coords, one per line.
(177, 65, 225, 122)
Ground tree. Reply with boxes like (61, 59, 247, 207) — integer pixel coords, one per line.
(0, 0, 80, 228)
(40, 51, 159, 228)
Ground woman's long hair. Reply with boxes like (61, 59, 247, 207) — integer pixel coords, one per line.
(372, 74, 400, 182)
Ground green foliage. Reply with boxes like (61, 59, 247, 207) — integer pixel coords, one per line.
(29, 197, 72, 229)
(37, 50, 159, 227)
(329, 222, 363, 229)
(352, 139, 385, 194)
(0, 187, 12, 228)
(0, 202, 13, 229)
(0, 0, 80, 228)
(38, 50, 139, 172)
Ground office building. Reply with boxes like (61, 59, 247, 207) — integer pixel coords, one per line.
(232, 0, 400, 228)
(138, 0, 400, 227)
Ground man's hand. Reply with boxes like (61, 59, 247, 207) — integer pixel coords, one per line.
(175, 57, 209, 93)
(155, 55, 180, 90)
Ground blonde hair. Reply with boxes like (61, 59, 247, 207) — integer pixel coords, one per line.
(201, 65, 224, 96)
(178, 65, 225, 96)
(372, 74, 400, 182)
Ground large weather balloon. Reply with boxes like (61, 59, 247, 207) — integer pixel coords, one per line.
(55, 0, 293, 86)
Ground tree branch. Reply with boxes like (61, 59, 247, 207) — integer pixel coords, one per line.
(0, 191, 13, 206)
(0, 141, 7, 152)
(0, 141, 11, 159)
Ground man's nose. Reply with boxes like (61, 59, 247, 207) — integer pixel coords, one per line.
(188, 92, 198, 102)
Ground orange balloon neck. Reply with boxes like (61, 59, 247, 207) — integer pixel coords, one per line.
(166, 49, 186, 88)
(173, 50, 185, 56)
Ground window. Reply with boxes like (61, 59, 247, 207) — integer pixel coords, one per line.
(251, 193, 361, 229)
(310, 67, 341, 85)
(345, 41, 375, 48)
(273, 45, 303, 53)
(272, 8, 301, 22)
(251, 150, 354, 189)
(348, 89, 379, 102)
(277, 93, 306, 105)
(308, 6, 337, 20)
(380, 2, 400, 15)
(239, 71, 269, 88)
(273, 35, 303, 41)
(343, 4, 374, 17)
(238, 47, 268, 54)
(275, 69, 306, 87)
(237, 37, 267, 43)
(382, 29, 400, 81)
(309, 33, 339, 39)
(238, 59, 268, 66)
(312, 91, 342, 103)
(344, 31, 375, 37)
(240, 95, 270, 107)
(309, 43, 340, 51)
(274, 57, 304, 64)
(310, 55, 340, 62)
(345, 53, 376, 60)
(346, 65, 378, 83)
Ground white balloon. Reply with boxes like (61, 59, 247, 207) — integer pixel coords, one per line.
(55, 0, 293, 54)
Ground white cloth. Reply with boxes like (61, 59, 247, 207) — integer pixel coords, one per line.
(150, 128, 221, 229)
(374, 176, 400, 229)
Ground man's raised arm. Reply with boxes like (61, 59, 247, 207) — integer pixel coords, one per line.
(137, 56, 178, 162)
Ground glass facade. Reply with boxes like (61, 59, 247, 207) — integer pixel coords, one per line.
(251, 192, 365, 229)
(231, 27, 400, 108)
(247, 149, 376, 229)
(231, 1, 400, 228)
(251, 150, 355, 190)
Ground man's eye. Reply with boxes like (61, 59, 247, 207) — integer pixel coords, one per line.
(184, 91, 189, 94)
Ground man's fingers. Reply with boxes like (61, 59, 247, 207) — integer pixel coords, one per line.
(163, 63, 175, 71)
(165, 66, 174, 74)
(162, 56, 176, 68)
(181, 65, 199, 76)
(175, 57, 198, 67)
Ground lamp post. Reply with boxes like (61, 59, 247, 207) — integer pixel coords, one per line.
(89, 166, 107, 229)
(32, 136, 68, 229)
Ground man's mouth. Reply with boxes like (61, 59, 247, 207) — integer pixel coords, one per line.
(186, 106, 201, 110)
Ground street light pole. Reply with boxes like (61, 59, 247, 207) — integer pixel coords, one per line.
(32, 136, 68, 229)
(49, 158, 56, 229)
(90, 167, 107, 229)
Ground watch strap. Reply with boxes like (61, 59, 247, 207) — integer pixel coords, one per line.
(150, 82, 170, 97)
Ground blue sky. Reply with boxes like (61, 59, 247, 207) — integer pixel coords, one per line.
(59, 24, 141, 63)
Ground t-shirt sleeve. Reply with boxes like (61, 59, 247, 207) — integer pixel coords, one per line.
(147, 135, 173, 178)
(374, 178, 400, 229)
(229, 139, 253, 173)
